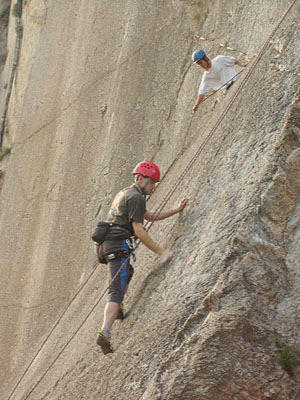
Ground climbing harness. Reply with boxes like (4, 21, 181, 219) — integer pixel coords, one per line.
(105, 250, 130, 262)
(103, 235, 137, 263)
(9, 1, 297, 398)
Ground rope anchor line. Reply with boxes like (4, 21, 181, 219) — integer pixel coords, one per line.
(8, 0, 297, 398)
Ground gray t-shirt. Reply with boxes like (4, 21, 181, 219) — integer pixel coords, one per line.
(107, 185, 146, 234)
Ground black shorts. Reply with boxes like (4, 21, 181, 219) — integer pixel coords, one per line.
(103, 239, 134, 304)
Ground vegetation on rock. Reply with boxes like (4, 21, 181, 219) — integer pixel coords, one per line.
(12, 0, 22, 18)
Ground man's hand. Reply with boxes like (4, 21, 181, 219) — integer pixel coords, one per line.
(192, 94, 204, 112)
(177, 198, 188, 212)
(235, 60, 247, 68)
(159, 249, 174, 264)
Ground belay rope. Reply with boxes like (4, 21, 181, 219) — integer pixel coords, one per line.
(8, 0, 297, 398)
(144, 0, 297, 231)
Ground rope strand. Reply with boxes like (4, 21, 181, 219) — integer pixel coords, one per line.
(8, 261, 99, 400)
(11, 1, 296, 398)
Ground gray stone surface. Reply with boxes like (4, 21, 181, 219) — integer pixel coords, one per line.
(0, 0, 299, 399)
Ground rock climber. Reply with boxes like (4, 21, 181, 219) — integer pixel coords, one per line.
(96, 160, 188, 355)
(192, 49, 247, 112)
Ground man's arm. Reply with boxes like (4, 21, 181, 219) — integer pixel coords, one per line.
(144, 199, 188, 221)
(192, 94, 205, 112)
(132, 221, 164, 255)
(132, 221, 173, 263)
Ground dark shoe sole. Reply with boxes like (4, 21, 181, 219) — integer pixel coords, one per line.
(96, 334, 113, 355)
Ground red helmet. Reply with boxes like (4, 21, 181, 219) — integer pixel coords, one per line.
(132, 161, 160, 182)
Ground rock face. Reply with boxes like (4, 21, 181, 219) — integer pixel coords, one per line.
(0, 0, 9, 76)
(0, 1, 300, 399)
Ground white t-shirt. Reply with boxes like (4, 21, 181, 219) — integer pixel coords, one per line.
(198, 55, 236, 95)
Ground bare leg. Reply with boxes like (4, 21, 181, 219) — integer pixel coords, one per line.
(101, 302, 119, 336)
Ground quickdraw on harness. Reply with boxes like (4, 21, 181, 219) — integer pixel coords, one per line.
(126, 237, 136, 262)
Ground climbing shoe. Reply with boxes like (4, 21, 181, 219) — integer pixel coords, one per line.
(116, 303, 124, 320)
(96, 329, 113, 355)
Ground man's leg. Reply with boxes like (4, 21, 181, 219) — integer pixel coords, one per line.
(97, 238, 134, 353)
(101, 302, 119, 336)
(102, 257, 128, 334)
(97, 257, 127, 354)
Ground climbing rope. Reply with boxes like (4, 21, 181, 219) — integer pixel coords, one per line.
(144, 0, 297, 230)
(7, 261, 99, 400)
(200, 69, 245, 104)
(181, 68, 246, 148)
(10, 0, 296, 398)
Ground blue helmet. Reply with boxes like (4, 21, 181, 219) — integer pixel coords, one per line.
(192, 49, 206, 63)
